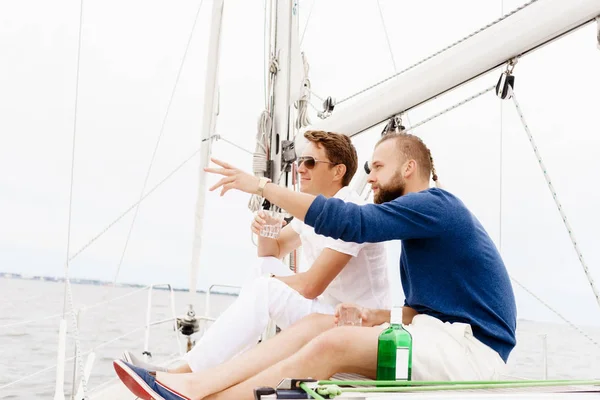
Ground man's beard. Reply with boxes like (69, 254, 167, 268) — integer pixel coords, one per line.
(374, 173, 406, 204)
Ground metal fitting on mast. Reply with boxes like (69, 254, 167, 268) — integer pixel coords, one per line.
(496, 57, 518, 100)
(381, 114, 406, 136)
(317, 96, 336, 119)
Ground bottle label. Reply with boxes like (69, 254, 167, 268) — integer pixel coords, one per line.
(395, 347, 409, 380)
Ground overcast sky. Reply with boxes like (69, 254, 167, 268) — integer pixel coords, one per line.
(0, 0, 599, 326)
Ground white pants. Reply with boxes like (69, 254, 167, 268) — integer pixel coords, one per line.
(398, 314, 507, 381)
(182, 257, 335, 372)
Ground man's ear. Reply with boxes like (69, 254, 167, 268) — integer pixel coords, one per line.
(334, 164, 347, 183)
(403, 159, 417, 179)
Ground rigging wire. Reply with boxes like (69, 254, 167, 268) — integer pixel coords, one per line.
(62, 0, 87, 395)
(336, 0, 538, 106)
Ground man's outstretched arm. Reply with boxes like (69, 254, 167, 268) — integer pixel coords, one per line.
(205, 158, 443, 244)
(205, 158, 316, 219)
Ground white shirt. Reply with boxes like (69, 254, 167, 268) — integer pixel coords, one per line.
(291, 186, 391, 310)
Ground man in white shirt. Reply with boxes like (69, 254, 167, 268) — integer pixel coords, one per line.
(122, 130, 390, 373)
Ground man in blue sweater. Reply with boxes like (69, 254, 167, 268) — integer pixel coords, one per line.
(113, 132, 517, 400)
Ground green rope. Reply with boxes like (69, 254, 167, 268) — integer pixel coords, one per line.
(316, 385, 342, 397)
(326, 379, 600, 393)
(302, 379, 600, 399)
(299, 382, 326, 400)
(318, 378, 579, 387)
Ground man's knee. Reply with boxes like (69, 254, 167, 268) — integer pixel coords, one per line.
(291, 314, 334, 335)
(304, 327, 354, 358)
(277, 313, 334, 347)
(302, 313, 334, 327)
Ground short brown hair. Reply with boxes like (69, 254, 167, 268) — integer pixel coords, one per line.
(376, 132, 438, 183)
(303, 130, 358, 186)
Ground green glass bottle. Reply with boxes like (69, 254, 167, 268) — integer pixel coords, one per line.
(376, 307, 412, 381)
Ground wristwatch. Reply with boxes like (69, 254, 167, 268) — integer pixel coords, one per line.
(257, 177, 271, 197)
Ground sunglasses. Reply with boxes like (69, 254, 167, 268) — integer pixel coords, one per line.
(295, 156, 337, 169)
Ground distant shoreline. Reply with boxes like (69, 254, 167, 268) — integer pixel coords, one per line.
(0, 272, 238, 296)
(3, 273, 600, 329)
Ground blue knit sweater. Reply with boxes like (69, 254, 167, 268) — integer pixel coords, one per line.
(304, 188, 516, 362)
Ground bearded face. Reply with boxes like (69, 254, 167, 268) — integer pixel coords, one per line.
(373, 171, 406, 204)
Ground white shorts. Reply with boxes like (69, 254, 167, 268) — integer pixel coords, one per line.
(383, 314, 507, 381)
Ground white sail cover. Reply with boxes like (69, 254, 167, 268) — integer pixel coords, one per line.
(306, 0, 600, 137)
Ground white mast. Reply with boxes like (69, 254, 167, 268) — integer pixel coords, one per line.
(254, 0, 300, 340)
(307, 0, 600, 137)
(188, 0, 224, 306)
(268, 0, 298, 187)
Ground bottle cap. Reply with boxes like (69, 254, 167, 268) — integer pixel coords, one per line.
(390, 306, 403, 325)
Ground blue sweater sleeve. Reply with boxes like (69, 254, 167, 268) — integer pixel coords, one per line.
(304, 190, 446, 243)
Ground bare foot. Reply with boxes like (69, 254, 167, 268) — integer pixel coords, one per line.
(168, 363, 193, 374)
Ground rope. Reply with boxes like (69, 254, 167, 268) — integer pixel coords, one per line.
(499, 0, 505, 252)
(376, 0, 397, 73)
(67, 145, 201, 264)
(111, 0, 205, 288)
(336, 0, 538, 105)
(317, 379, 566, 386)
(304, 380, 600, 399)
(510, 277, 600, 348)
(316, 384, 342, 397)
(406, 85, 496, 132)
(300, 382, 326, 400)
(0, 311, 64, 330)
(248, 111, 271, 212)
(510, 89, 600, 310)
(337, 380, 600, 393)
(374, 0, 412, 130)
(248, 52, 277, 212)
(271, 0, 278, 61)
(63, 0, 83, 316)
(308, 99, 323, 113)
(299, 0, 316, 46)
(0, 362, 60, 392)
(93, 0, 205, 346)
(263, 0, 268, 105)
(62, 0, 87, 395)
(308, 88, 325, 103)
(65, 280, 86, 397)
(205, 135, 254, 155)
(295, 52, 312, 129)
(499, 97, 504, 251)
(302, 380, 600, 399)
